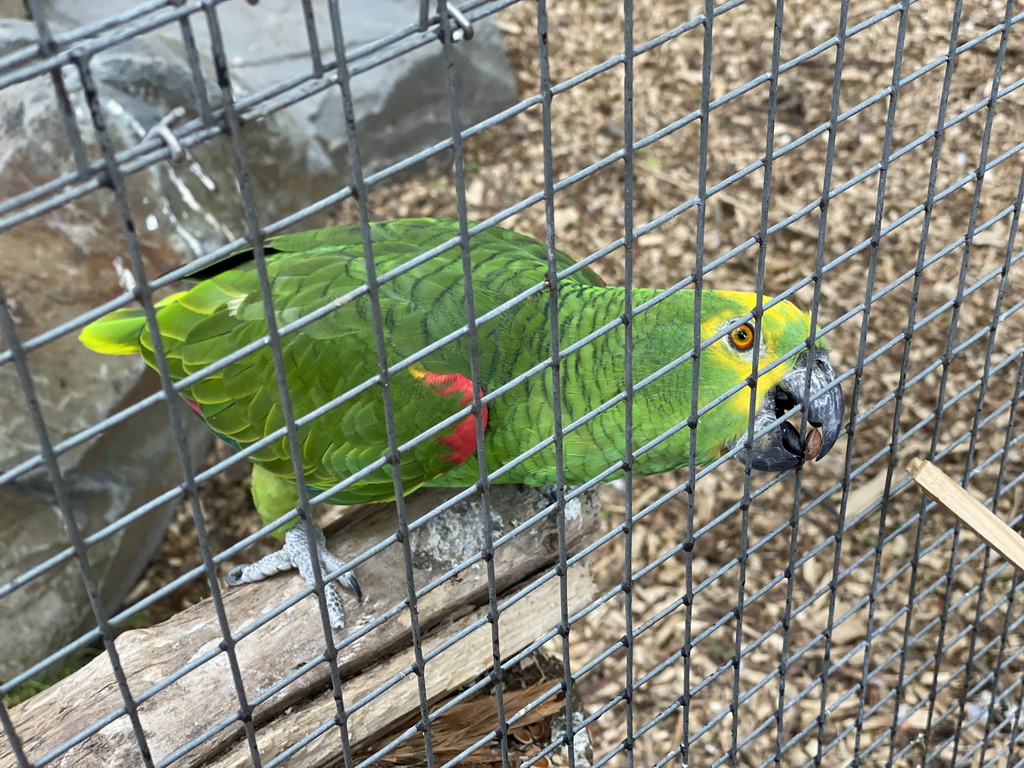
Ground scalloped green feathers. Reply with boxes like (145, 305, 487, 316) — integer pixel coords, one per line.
(81, 218, 823, 529)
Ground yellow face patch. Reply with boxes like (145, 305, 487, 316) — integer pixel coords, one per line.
(697, 292, 813, 415)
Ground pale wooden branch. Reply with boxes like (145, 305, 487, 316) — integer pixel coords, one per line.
(1, 485, 601, 768)
(906, 457, 1024, 572)
(209, 564, 596, 768)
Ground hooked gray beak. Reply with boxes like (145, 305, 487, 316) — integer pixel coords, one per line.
(737, 346, 844, 473)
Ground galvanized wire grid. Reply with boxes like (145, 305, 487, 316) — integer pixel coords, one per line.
(0, 1, 1022, 767)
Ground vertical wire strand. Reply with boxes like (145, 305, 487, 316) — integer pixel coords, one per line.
(80, 22, 271, 768)
(24, 0, 90, 177)
(0, 701, 30, 768)
(969, 163, 1024, 768)
(882, 2, 968, 763)
(534, 2, 577, 764)
(926, 1, 1012, 760)
(324, 3, 437, 765)
(0, 5, 105, 739)
(201, 4, 354, 765)
(0, 301, 147, 763)
(680, 1, 714, 761)
(732, 0, 786, 763)
(299, 0, 324, 78)
(959, 0, 1018, 489)
(775, 516, 803, 765)
(918, 2, 982, 757)
(994, 356, 1024, 768)
(0, 50, 156, 767)
(620, 1, 636, 766)
(778, 0, 868, 761)
(773, 369, 811, 759)
(435, 3, 510, 765)
(845, 1, 912, 761)
(810, 2, 852, 764)
(974, 165, 1024, 768)
(173, 4, 213, 125)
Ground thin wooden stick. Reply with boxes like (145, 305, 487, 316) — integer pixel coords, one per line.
(906, 457, 1024, 573)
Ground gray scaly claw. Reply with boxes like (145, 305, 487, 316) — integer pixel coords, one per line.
(226, 525, 361, 630)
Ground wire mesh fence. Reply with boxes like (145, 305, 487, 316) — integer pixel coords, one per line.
(1, 0, 1023, 766)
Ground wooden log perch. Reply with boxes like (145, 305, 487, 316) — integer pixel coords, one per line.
(907, 457, 1024, 573)
(1, 485, 601, 768)
(210, 560, 595, 768)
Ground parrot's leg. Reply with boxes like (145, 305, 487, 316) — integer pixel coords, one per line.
(226, 525, 360, 629)
(226, 465, 361, 630)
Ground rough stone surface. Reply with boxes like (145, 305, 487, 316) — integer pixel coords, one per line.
(2, 0, 515, 681)
(0, 18, 333, 680)
(44, 0, 518, 177)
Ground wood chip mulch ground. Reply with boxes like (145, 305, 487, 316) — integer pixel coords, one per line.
(128, 1, 1024, 765)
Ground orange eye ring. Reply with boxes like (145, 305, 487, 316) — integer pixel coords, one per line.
(730, 322, 755, 350)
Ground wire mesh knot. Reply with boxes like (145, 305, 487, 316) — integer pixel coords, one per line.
(445, 2, 474, 42)
(141, 106, 187, 164)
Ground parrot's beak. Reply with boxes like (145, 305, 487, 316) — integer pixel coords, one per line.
(738, 346, 844, 472)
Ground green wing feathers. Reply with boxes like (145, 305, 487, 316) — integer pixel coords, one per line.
(79, 292, 187, 356)
(80, 217, 832, 516)
(79, 219, 606, 507)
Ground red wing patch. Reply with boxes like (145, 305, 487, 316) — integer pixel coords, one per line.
(409, 366, 489, 464)
(182, 396, 203, 415)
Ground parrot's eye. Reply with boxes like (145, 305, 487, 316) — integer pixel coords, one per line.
(729, 323, 756, 351)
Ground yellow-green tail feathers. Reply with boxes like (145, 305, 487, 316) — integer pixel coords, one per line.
(78, 292, 186, 355)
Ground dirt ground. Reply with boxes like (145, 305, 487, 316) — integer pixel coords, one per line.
(129, 1, 1024, 766)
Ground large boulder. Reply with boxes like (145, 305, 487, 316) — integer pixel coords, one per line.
(2, 0, 516, 681)
(44, 0, 518, 176)
(0, 18, 337, 681)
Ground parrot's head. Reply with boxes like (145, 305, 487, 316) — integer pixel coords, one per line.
(699, 291, 844, 473)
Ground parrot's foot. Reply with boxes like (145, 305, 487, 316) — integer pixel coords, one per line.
(515, 483, 578, 504)
(537, 484, 580, 503)
(226, 525, 362, 630)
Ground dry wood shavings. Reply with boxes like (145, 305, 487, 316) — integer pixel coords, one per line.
(130, 0, 1024, 765)
(349, 654, 592, 768)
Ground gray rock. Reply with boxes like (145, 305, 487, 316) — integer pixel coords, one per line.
(0, 18, 333, 680)
(43, 0, 518, 176)
(2, 0, 516, 680)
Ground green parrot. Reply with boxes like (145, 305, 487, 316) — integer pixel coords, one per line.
(80, 218, 843, 628)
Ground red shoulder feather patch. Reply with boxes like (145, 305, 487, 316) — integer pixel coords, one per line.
(409, 366, 489, 464)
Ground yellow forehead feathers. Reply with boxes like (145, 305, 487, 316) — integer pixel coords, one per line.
(694, 291, 814, 414)
(698, 292, 811, 355)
